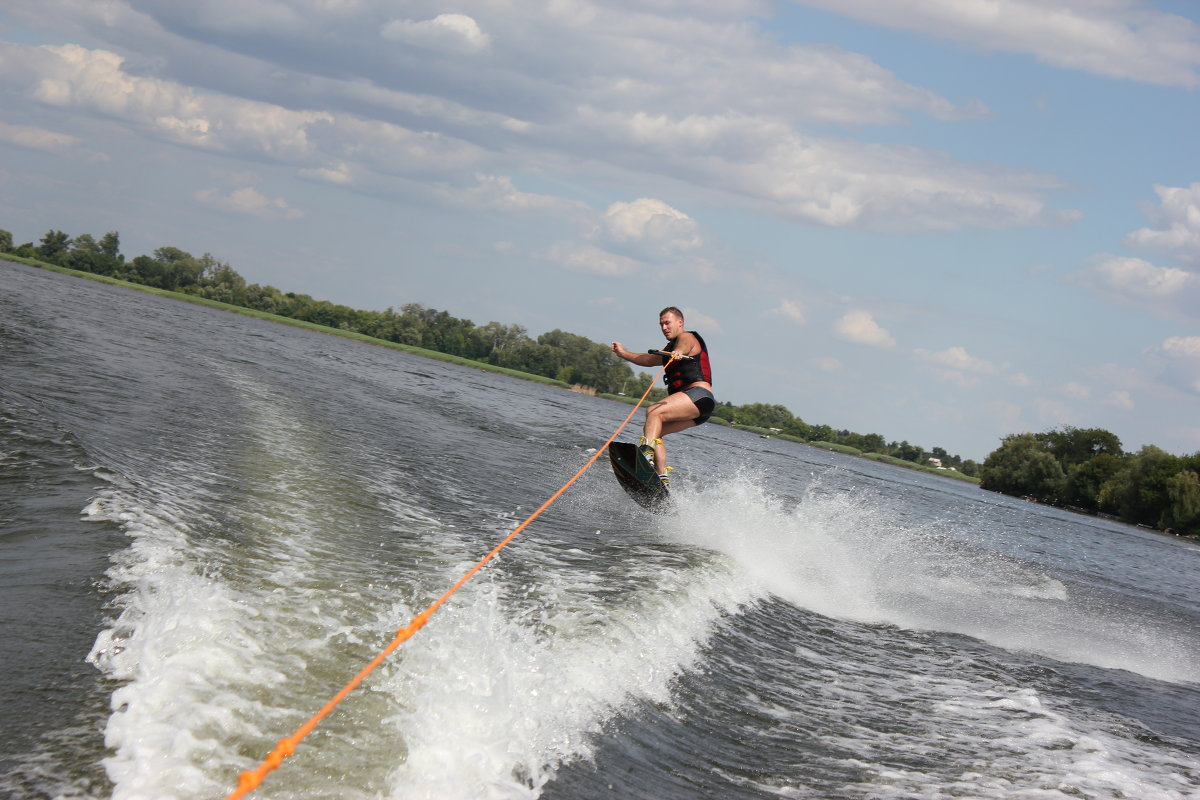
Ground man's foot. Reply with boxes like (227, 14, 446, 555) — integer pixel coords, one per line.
(638, 436, 662, 467)
(657, 473, 670, 488)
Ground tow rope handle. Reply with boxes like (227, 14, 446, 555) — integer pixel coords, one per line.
(648, 349, 692, 361)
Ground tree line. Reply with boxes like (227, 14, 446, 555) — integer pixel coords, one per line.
(8, 226, 991, 473)
(980, 427, 1200, 535)
(5, 228, 639, 392)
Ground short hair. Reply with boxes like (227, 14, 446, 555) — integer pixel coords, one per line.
(659, 306, 684, 321)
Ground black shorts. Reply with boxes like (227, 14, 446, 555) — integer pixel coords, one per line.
(684, 386, 716, 425)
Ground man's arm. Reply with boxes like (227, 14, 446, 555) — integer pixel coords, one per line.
(611, 341, 664, 367)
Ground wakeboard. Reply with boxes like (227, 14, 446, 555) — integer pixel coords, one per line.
(609, 441, 671, 511)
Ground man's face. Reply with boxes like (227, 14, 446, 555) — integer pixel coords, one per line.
(660, 312, 684, 340)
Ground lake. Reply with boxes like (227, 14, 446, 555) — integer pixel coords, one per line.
(2, 261, 1198, 799)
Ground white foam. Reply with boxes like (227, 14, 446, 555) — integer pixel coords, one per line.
(377, 550, 755, 799)
(668, 471, 1200, 684)
(855, 681, 1200, 799)
(728, 646, 1200, 800)
(84, 489, 282, 800)
(80, 372, 419, 799)
(79, 403, 1198, 800)
(666, 474, 887, 622)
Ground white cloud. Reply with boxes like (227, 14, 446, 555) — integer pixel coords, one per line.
(1126, 183, 1200, 266)
(916, 345, 995, 372)
(195, 186, 304, 220)
(539, 197, 711, 283)
(1101, 257, 1196, 296)
(324, 116, 485, 176)
(1162, 335, 1200, 359)
(932, 369, 981, 389)
(574, 107, 1067, 232)
(1078, 255, 1200, 324)
(0, 120, 81, 151)
(300, 162, 354, 185)
(4, 43, 333, 157)
(0, 41, 499, 188)
(768, 298, 805, 324)
(681, 306, 722, 334)
(1145, 335, 1200, 397)
(834, 310, 895, 348)
(381, 14, 491, 55)
(816, 357, 842, 372)
(1062, 381, 1090, 400)
(915, 346, 998, 389)
(455, 2, 989, 128)
(544, 241, 642, 276)
(1108, 390, 1135, 410)
(170, 0, 309, 37)
(453, 174, 588, 215)
(1078, 184, 1200, 324)
(599, 198, 703, 254)
(335, 80, 531, 132)
(0, 9, 1075, 235)
(791, 0, 1200, 87)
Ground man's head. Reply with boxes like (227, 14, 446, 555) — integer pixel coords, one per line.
(659, 306, 685, 340)
(659, 306, 683, 321)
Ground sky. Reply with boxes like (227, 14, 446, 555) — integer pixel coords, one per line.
(1, 0, 1198, 461)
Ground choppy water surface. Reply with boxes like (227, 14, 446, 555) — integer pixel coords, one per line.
(2, 262, 1198, 800)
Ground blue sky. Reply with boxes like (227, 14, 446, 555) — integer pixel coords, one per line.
(1, 0, 1197, 461)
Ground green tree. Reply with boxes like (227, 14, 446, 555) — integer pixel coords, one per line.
(545, 331, 608, 388)
(710, 402, 736, 423)
(979, 433, 1066, 501)
(783, 416, 813, 440)
(66, 233, 105, 273)
(196, 258, 246, 303)
(1061, 453, 1123, 511)
(1162, 470, 1200, 534)
(842, 431, 885, 453)
(857, 433, 885, 454)
(890, 440, 925, 463)
(1037, 426, 1123, 468)
(0, 229, 12, 252)
(242, 283, 288, 315)
(99, 231, 121, 260)
(128, 246, 204, 291)
(472, 321, 530, 365)
(128, 254, 167, 287)
(737, 403, 794, 429)
(1098, 445, 1183, 527)
(810, 423, 835, 442)
(38, 230, 72, 262)
(153, 246, 192, 264)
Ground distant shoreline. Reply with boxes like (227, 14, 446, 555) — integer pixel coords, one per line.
(3, 253, 980, 486)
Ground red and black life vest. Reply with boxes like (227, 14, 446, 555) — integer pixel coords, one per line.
(662, 331, 712, 393)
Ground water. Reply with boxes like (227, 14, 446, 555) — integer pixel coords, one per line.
(2, 261, 1198, 800)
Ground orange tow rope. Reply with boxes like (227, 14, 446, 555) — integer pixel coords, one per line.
(226, 359, 674, 799)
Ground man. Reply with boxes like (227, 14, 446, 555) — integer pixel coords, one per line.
(611, 306, 715, 485)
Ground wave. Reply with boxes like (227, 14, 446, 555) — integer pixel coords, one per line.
(77, 387, 1199, 800)
(667, 469, 1200, 685)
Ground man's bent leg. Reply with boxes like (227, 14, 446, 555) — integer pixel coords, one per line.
(643, 393, 700, 473)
